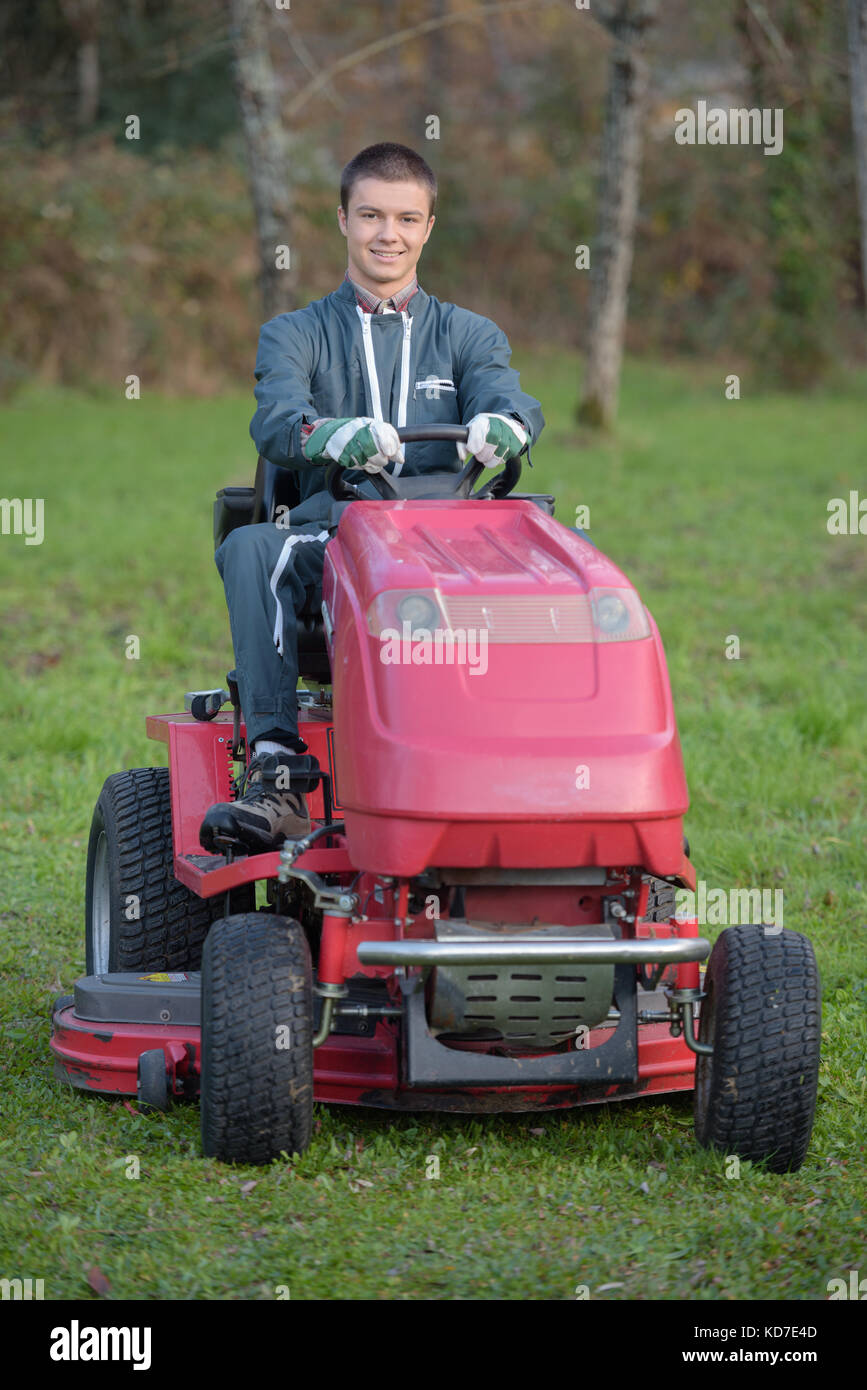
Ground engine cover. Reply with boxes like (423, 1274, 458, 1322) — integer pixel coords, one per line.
(428, 919, 616, 1050)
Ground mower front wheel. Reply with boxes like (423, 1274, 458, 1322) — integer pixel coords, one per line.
(693, 924, 821, 1173)
(200, 913, 314, 1165)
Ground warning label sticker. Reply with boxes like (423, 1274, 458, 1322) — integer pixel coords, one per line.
(137, 973, 189, 983)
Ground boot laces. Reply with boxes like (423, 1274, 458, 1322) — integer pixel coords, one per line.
(236, 753, 301, 809)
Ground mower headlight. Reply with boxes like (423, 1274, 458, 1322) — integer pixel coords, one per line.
(589, 588, 650, 643)
(396, 593, 439, 629)
(367, 589, 447, 636)
(593, 593, 630, 634)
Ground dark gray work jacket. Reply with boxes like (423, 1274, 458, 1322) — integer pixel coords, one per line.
(249, 278, 545, 524)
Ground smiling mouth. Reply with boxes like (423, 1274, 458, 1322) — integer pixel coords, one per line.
(370, 249, 404, 258)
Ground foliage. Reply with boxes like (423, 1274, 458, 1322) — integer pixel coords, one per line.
(0, 1, 863, 396)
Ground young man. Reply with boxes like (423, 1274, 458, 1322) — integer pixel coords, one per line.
(200, 142, 544, 854)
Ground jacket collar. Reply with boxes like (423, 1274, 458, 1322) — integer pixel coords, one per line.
(335, 274, 427, 317)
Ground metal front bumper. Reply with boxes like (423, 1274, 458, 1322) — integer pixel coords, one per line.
(357, 925, 710, 1088)
(356, 936, 711, 968)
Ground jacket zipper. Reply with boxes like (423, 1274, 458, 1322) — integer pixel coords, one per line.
(356, 305, 413, 478)
(357, 306, 385, 421)
(393, 312, 413, 476)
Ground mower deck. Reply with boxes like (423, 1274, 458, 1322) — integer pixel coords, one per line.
(50, 970, 698, 1112)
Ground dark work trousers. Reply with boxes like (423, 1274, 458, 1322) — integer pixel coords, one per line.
(215, 516, 596, 750)
(215, 520, 330, 749)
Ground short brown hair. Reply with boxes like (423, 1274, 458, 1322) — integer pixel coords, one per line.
(341, 143, 437, 218)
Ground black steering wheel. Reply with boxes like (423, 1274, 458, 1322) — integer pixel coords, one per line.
(324, 424, 523, 503)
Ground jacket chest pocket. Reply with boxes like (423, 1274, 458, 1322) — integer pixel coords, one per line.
(412, 367, 460, 422)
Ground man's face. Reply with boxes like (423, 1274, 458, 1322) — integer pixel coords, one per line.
(338, 177, 435, 295)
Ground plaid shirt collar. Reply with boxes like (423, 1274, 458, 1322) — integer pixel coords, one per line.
(343, 269, 420, 314)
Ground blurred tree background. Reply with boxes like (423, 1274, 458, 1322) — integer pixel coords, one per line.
(0, 0, 863, 401)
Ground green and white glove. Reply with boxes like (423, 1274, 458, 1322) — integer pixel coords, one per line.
(302, 416, 404, 473)
(456, 413, 527, 467)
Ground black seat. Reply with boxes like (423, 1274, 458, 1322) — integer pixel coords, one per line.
(213, 457, 300, 547)
(296, 594, 331, 683)
(214, 458, 331, 683)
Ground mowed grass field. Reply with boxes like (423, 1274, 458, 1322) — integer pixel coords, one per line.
(0, 354, 865, 1301)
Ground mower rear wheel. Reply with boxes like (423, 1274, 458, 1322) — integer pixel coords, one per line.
(693, 925, 821, 1173)
(200, 913, 314, 1165)
(85, 768, 254, 975)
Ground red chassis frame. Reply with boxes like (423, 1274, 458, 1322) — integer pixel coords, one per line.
(51, 708, 702, 1112)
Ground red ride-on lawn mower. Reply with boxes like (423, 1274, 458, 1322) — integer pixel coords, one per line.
(52, 426, 821, 1171)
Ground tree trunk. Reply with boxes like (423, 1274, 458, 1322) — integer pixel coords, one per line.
(228, 0, 296, 320)
(578, 2, 657, 429)
(735, 0, 835, 384)
(59, 0, 101, 128)
(430, 0, 450, 94)
(849, 0, 867, 319)
(483, 6, 521, 114)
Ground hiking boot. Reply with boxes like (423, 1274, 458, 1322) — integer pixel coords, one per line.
(199, 752, 311, 855)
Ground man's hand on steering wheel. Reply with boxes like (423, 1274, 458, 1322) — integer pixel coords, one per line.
(456, 413, 527, 467)
(323, 424, 523, 502)
(302, 416, 404, 473)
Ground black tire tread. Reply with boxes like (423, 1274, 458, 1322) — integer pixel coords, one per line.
(643, 876, 678, 924)
(137, 1049, 170, 1111)
(694, 924, 821, 1173)
(86, 767, 253, 973)
(200, 913, 314, 1165)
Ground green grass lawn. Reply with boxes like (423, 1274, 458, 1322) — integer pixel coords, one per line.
(0, 355, 865, 1300)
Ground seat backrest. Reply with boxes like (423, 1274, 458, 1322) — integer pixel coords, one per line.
(257, 458, 331, 682)
(253, 455, 302, 525)
(214, 458, 331, 682)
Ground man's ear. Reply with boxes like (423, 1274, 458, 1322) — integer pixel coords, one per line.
(337, 205, 348, 237)
(423, 215, 436, 244)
